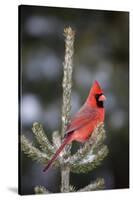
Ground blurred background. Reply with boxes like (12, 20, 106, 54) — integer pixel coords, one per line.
(19, 5, 129, 195)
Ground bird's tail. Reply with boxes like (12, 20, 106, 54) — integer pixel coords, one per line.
(43, 135, 72, 172)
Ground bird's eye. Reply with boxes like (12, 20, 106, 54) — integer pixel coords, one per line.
(95, 94, 100, 99)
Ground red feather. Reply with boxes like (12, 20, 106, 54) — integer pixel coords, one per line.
(43, 80, 106, 172)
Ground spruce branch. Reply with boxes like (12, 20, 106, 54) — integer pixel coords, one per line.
(70, 145, 108, 173)
(78, 178, 105, 192)
(21, 135, 49, 164)
(34, 185, 50, 194)
(69, 185, 76, 192)
(32, 122, 54, 155)
(61, 27, 75, 137)
(60, 27, 75, 192)
(52, 130, 64, 164)
(52, 130, 61, 151)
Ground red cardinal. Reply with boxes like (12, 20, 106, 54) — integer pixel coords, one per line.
(43, 80, 106, 172)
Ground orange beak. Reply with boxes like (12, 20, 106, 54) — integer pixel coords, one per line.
(99, 94, 106, 102)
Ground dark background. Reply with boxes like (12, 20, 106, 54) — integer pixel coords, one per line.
(19, 5, 129, 195)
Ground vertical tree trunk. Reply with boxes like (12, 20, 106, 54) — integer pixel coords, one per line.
(61, 166, 70, 192)
(61, 27, 75, 192)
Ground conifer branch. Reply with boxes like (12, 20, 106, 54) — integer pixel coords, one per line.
(52, 130, 65, 164)
(61, 27, 75, 137)
(71, 145, 108, 173)
(52, 130, 61, 151)
(69, 185, 76, 192)
(78, 178, 105, 192)
(21, 135, 49, 164)
(34, 185, 50, 194)
(32, 122, 54, 155)
(60, 27, 75, 193)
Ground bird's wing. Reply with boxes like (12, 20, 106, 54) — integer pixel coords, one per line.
(65, 105, 98, 136)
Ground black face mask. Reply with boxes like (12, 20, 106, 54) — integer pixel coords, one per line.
(95, 93, 104, 108)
